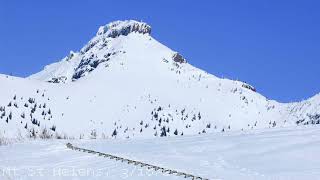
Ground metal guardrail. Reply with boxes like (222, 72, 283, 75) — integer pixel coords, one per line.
(66, 143, 210, 180)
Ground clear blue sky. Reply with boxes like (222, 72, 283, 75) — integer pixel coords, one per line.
(0, 0, 319, 102)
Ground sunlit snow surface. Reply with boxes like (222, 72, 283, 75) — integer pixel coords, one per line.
(1, 126, 319, 180)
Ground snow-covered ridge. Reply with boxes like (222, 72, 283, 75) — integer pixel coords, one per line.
(96, 20, 151, 38)
(29, 20, 153, 83)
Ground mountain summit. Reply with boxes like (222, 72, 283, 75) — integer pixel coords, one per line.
(96, 20, 151, 37)
(1, 20, 319, 139)
(29, 20, 175, 83)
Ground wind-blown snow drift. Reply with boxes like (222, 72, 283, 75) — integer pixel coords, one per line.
(1, 20, 319, 139)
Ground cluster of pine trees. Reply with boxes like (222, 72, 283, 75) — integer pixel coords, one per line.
(0, 91, 58, 139)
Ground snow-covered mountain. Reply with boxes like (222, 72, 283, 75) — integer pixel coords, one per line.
(1, 20, 319, 140)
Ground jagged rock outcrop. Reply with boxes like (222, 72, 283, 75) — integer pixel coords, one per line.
(242, 83, 256, 92)
(96, 20, 151, 38)
(47, 76, 68, 83)
(172, 53, 186, 63)
(72, 55, 110, 81)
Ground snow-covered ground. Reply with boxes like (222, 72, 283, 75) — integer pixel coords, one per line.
(1, 126, 319, 180)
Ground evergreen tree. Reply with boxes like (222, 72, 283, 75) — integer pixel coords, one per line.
(112, 129, 117, 137)
(21, 112, 25, 119)
(206, 123, 211, 128)
(28, 98, 35, 104)
(160, 126, 167, 137)
(174, 129, 178, 135)
(31, 129, 36, 138)
(153, 112, 158, 119)
(0, 111, 4, 119)
(192, 114, 196, 121)
(91, 129, 97, 139)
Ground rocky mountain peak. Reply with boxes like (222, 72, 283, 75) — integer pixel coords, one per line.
(96, 20, 151, 38)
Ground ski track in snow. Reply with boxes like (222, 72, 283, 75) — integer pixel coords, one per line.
(1, 126, 320, 180)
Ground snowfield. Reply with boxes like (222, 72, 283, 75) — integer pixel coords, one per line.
(1, 126, 319, 180)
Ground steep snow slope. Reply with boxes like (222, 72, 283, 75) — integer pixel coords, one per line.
(1, 126, 319, 180)
(0, 20, 319, 139)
